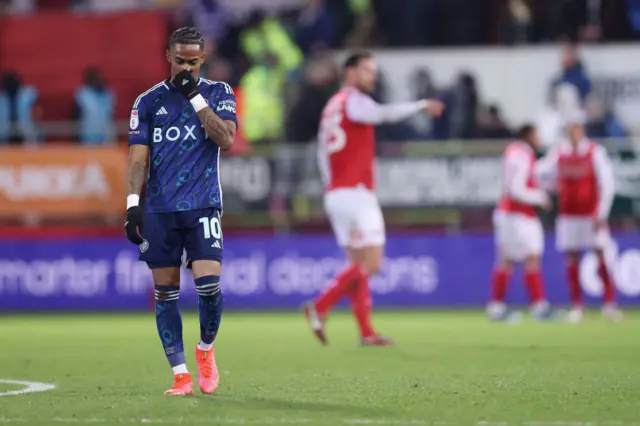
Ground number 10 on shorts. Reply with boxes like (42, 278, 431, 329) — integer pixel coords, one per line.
(199, 216, 222, 247)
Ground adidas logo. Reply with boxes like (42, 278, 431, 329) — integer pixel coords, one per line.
(156, 107, 168, 116)
(211, 240, 221, 249)
(182, 79, 189, 86)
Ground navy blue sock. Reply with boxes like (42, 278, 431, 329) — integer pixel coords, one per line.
(194, 276, 224, 345)
(154, 285, 185, 367)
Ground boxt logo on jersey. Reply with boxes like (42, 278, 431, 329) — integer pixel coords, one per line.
(153, 125, 198, 143)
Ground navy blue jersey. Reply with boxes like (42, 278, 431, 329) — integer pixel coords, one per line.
(128, 78, 238, 213)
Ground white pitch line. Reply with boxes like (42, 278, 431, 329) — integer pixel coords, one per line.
(0, 420, 639, 426)
(0, 379, 56, 397)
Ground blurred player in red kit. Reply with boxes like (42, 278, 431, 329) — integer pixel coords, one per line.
(487, 124, 560, 323)
(537, 117, 622, 323)
(303, 51, 444, 346)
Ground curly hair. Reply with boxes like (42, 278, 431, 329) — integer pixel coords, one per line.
(169, 26, 204, 49)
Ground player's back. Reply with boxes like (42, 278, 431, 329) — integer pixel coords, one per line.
(496, 141, 538, 216)
(129, 78, 237, 213)
(317, 88, 375, 191)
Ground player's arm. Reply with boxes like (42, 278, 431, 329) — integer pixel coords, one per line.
(535, 147, 559, 192)
(126, 145, 149, 201)
(195, 107, 235, 151)
(345, 91, 444, 125)
(593, 145, 615, 221)
(124, 100, 150, 245)
(199, 82, 238, 152)
(505, 150, 549, 207)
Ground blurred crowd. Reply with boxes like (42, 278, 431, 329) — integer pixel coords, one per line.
(0, 0, 635, 146)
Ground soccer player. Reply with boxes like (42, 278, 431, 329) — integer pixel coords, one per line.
(303, 51, 444, 346)
(487, 124, 558, 322)
(536, 118, 622, 323)
(124, 27, 238, 395)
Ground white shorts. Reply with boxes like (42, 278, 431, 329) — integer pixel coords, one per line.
(493, 210, 544, 262)
(556, 215, 611, 252)
(324, 188, 386, 249)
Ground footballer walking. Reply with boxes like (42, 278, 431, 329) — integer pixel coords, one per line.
(304, 51, 444, 346)
(124, 27, 238, 395)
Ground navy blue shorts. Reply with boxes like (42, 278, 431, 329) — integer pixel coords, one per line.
(139, 207, 223, 269)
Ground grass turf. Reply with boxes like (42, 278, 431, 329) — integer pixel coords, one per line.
(0, 310, 638, 425)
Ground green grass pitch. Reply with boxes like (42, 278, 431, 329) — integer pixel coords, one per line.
(0, 310, 639, 426)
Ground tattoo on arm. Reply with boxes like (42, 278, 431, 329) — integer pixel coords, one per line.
(197, 108, 236, 150)
(126, 151, 148, 195)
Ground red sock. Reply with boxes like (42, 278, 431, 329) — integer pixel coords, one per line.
(524, 269, 546, 303)
(314, 264, 364, 316)
(597, 252, 616, 304)
(566, 261, 582, 306)
(349, 278, 375, 338)
(490, 268, 511, 302)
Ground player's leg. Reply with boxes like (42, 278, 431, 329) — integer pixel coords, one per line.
(520, 216, 557, 320)
(139, 213, 192, 395)
(557, 215, 586, 323)
(345, 193, 391, 346)
(305, 190, 361, 344)
(564, 251, 584, 323)
(346, 244, 393, 346)
(182, 208, 225, 394)
(593, 226, 622, 322)
(487, 211, 520, 322)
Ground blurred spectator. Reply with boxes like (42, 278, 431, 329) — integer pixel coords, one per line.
(0, 71, 41, 144)
(285, 54, 338, 143)
(240, 11, 303, 74)
(239, 12, 303, 143)
(536, 83, 583, 148)
(407, 68, 438, 138)
(239, 53, 286, 143)
(550, 43, 592, 103)
(476, 105, 513, 139)
(450, 72, 479, 139)
(74, 67, 115, 144)
(584, 95, 626, 139)
(295, 0, 333, 54)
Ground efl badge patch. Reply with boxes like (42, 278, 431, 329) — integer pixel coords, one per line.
(130, 109, 139, 130)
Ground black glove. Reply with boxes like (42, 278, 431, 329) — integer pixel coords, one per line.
(124, 206, 144, 245)
(171, 70, 199, 100)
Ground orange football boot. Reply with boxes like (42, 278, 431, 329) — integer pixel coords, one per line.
(164, 373, 194, 396)
(196, 346, 220, 394)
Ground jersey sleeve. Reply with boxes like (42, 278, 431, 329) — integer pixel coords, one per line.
(593, 145, 615, 220)
(211, 83, 238, 129)
(505, 149, 548, 206)
(535, 146, 560, 191)
(345, 90, 426, 125)
(128, 96, 150, 146)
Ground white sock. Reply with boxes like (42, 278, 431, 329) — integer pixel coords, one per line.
(172, 364, 188, 375)
(197, 340, 214, 351)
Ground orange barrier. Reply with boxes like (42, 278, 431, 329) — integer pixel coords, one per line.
(0, 146, 127, 217)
